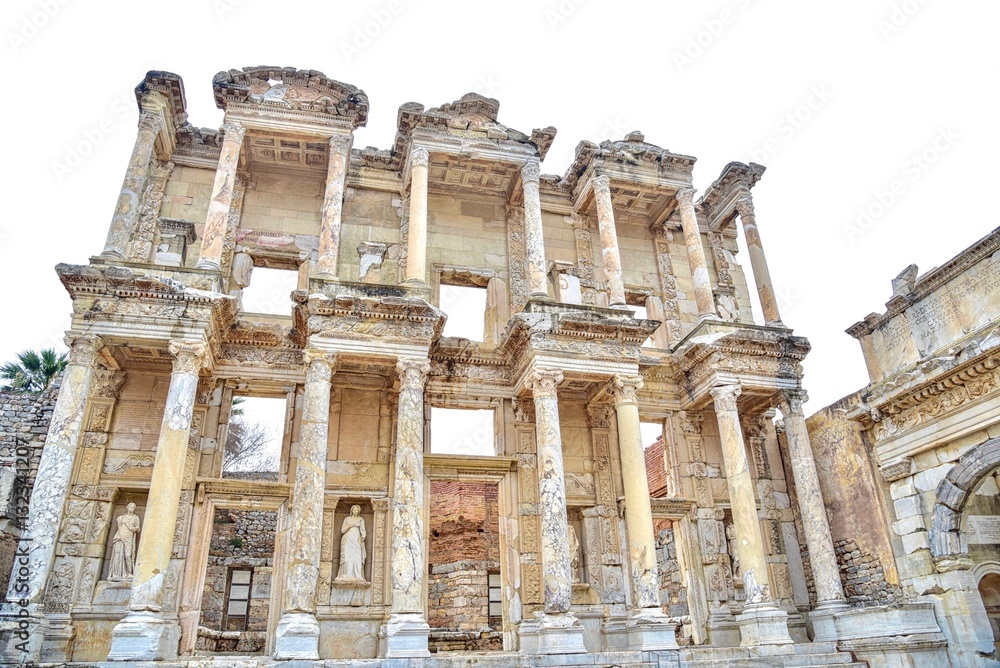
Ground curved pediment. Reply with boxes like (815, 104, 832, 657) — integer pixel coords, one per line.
(213, 66, 369, 128)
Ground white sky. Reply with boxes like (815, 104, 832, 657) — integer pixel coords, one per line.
(4, 0, 998, 414)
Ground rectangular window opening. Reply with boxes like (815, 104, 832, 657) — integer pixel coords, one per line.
(630, 304, 655, 348)
(241, 267, 298, 316)
(640, 420, 663, 451)
(223, 396, 285, 477)
(430, 407, 495, 456)
(440, 283, 488, 341)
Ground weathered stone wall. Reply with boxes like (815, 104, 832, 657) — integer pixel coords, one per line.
(833, 538, 901, 607)
(654, 519, 689, 619)
(0, 378, 61, 597)
(198, 508, 276, 654)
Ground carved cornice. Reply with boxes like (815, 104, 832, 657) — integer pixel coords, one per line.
(562, 134, 696, 194)
(696, 161, 766, 227)
(296, 291, 445, 346)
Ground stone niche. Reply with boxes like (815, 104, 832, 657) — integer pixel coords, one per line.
(329, 499, 375, 604)
(99, 492, 148, 584)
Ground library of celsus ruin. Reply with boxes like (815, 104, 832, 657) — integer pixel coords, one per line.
(1, 66, 991, 667)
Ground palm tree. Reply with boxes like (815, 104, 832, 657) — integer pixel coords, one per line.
(1, 349, 68, 392)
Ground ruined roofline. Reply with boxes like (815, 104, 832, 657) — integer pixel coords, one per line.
(560, 131, 697, 193)
(697, 161, 766, 211)
(846, 225, 1000, 339)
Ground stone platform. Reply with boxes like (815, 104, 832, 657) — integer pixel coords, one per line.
(678, 642, 866, 668)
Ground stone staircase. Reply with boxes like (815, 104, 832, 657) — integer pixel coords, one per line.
(670, 641, 867, 668)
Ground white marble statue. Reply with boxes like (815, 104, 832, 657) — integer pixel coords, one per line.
(569, 524, 582, 583)
(336, 505, 367, 582)
(108, 503, 140, 581)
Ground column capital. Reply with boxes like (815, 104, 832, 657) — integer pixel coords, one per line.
(410, 146, 429, 168)
(709, 383, 742, 412)
(524, 368, 564, 398)
(137, 110, 164, 136)
(65, 334, 104, 367)
(91, 369, 127, 399)
(592, 173, 611, 193)
(396, 357, 431, 388)
(586, 402, 614, 429)
(221, 121, 246, 144)
(679, 410, 702, 435)
(675, 187, 696, 207)
(329, 134, 353, 155)
(609, 374, 644, 406)
(776, 389, 808, 417)
(167, 340, 208, 375)
(521, 160, 541, 184)
(303, 349, 335, 383)
(735, 196, 755, 219)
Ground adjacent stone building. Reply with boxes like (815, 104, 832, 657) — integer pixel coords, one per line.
(0, 66, 891, 666)
(805, 228, 1000, 667)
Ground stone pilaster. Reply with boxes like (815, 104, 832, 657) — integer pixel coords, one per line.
(196, 121, 245, 270)
(274, 350, 334, 659)
(384, 358, 431, 658)
(126, 160, 174, 263)
(776, 390, 847, 640)
(403, 148, 429, 284)
(520, 369, 586, 654)
(1, 335, 102, 662)
(608, 375, 678, 650)
(109, 340, 207, 661)
(593, 175, 627, 308)
(317, 135, 353, 277)
(736, 197, 782, 326)
(103, 110, 163, 258)
(710, 384, 791, 648)
(676, 188, 717, 320)
(521, 161, 549, 298)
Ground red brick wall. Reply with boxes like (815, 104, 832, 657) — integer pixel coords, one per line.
(645, 436, 668, 498)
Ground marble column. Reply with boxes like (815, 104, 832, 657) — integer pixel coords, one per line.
(385, 358, 431, 657)
(609, 375, 678, 649)
(317, 135, 353, 277)
(593, 175, 627, 308)
(711, 384, 791, 647)
(103, 111, 163, 258)
(521, 160, 549, 298)
(403, 148, 429, 284)
(777, 390, 847, 640)
(196, 121, 246, 271)
(109, 340, 207, 661)
(523, 368, 586, 654)
(676, 188, 717, 320)
(1, 335, 101, 661)
(736, 197, 782, 326)
(274, 350, 334, 659)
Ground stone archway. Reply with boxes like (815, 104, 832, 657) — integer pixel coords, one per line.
(975, 565, 1000, 656)
(930, 438, 1000, 562)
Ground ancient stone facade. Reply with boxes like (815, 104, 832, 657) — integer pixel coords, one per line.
(0, 66, 877, 667)
(806, 227, 1000, 667)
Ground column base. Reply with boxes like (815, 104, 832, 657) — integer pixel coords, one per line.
(519, 611, 587, 655)
(107, 611, 180, 661)
(40, 613, 75, 663)
(735, 602, 793, 649)
(194, 259, 221, 271)
(0, 607, 44, 664)
(382, 612, 430, 658)
(809, 600, 849, 642)
(626, 607, 679, 650)
(708, 602, 740, 647)
(273, 611, 320, 660)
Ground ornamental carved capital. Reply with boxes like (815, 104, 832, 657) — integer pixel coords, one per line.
(679, 410, 703, 435)
(592, 174, 611, 194)
(303, 349, 335, 384)
(221, 121, 246, 145)
(776, 389, 808, 417)
(609, 374, 644, 406)
(91, 370, 126, 399)
(410, 147, 429, 168)
(329, 134, 353, 155)
(675, 187, 696, 208)
(396, 358, 431, 389)
(586, 402, 615, 430)
(524, 368, 564, 398)
(65, 334, 104, 367)
(168, 340, 208, 375)
(710, 383, 742, 412)
(513, 397, 536, 424)
(137, 110, 164, 137)
(735, 196, 756, 220)
(521, 160, 541, 184)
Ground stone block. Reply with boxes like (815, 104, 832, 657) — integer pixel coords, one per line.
(893, 514, 926, 536)
(889, 478, 916, 500)
(913, 463, 951, 492)
(893, 495, 921, 520)
(901, 530, 930, 554)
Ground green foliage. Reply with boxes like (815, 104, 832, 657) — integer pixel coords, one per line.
(230, 536, 244, 548)
(1, 348, 68, 393)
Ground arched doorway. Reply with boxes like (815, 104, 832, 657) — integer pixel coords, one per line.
(978, 572, 1000, 656)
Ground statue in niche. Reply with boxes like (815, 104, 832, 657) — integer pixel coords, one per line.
(726, 523, 741, 583)
(568, 524, 582, 583)
(335, 505, 367, 583)
(108, 503, 140, 581)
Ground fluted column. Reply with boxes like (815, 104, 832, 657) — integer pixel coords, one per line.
(404, 148, 429, 284)
(593, 175, 626, 308)
(110, 340, 207, 661)
(777, 390, 847, 639)
(317, 135, 353, 277)
(736, 197, 782, 326)
(385, 358, 431, 657)
(196, 121, 246, 270)
(676, 188, 717, 320)
(103, 111, 163, 257)
(3, 335, 101, 626)
(273, 350, 334, 659)
(711, 384, 791, 647)
(521, 160, 548, 298)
